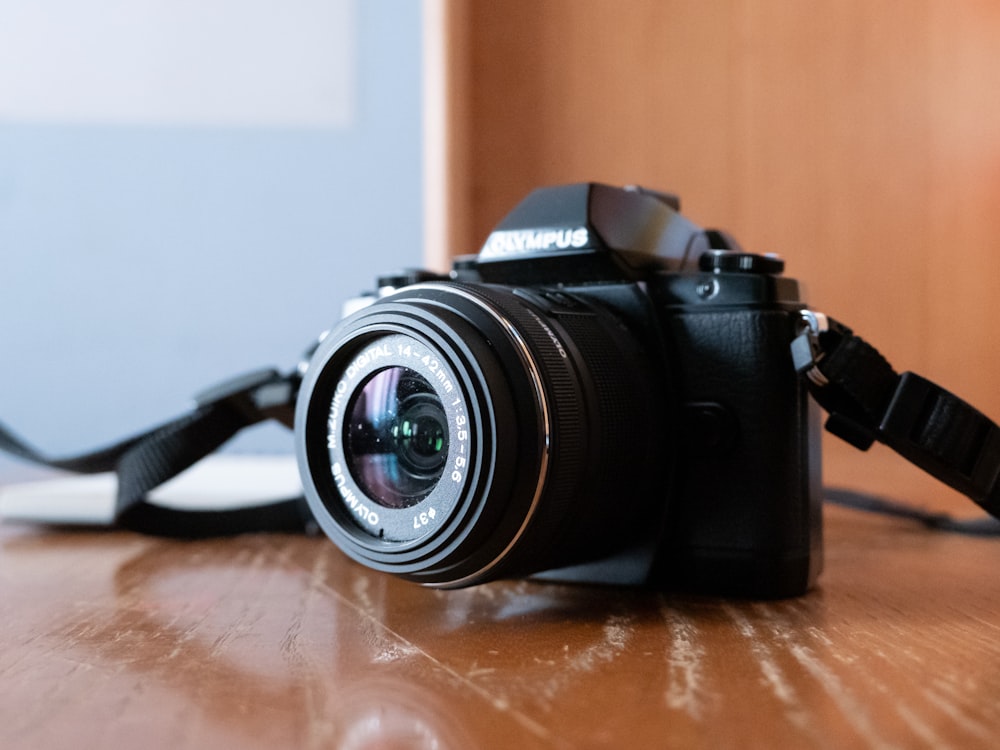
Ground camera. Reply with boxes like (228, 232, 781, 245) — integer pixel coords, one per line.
(294, 183, 822, 598)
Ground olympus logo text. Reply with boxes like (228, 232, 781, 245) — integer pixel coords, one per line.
(483, 227, 589, 257)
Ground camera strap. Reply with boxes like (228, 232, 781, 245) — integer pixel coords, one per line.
(792, 311, 1000, 519)
(2, 313, 1000, 535)
(0, 368, 313, 537)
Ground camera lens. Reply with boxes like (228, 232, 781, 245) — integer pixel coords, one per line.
(295, 283, 662, 586)
(344, 367, 449, 509)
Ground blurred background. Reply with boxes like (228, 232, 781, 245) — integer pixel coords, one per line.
(4, 1, 1000, 508)
(0, 0, 424, 465)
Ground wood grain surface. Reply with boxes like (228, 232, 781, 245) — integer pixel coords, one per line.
(2, 442, 1000, 749)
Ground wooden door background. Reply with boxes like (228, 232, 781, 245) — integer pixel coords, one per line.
(428, 0, 1000, 502)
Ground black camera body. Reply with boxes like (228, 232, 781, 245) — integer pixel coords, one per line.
(295, 183, 823, 598)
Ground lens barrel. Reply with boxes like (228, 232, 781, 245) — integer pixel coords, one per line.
(295, 283, 661, 587)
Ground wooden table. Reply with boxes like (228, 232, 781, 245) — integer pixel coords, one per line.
(2, 439, 1000, 749)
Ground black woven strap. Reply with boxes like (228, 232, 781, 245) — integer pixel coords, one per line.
(0, 368, 313, 537)
(794, 315, 1000, 519)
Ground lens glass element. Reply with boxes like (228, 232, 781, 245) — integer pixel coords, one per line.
(343, 367, 449, 509)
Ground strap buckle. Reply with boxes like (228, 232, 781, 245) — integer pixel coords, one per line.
(791, 310, 831, 388)
(878, 372, 1000, 510)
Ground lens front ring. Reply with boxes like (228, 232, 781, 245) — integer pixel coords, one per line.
(295, 291, 557, 584)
